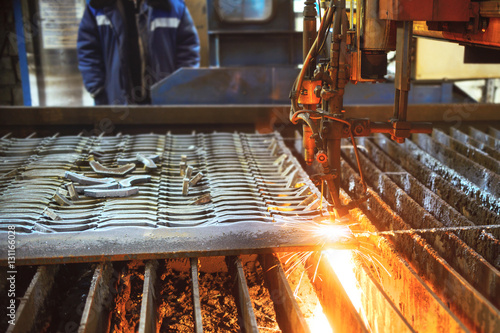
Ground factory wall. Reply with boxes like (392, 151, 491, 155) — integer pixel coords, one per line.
(0, 1, 23, 106)
(186, 0, 209, 67)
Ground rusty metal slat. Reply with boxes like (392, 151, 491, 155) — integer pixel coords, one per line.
(450, 128, 500, 161)
(432, 129, 500, 173)
(258, 254, 311, 333)
(371, 133, 500, 221)
(139, 260, 159, 333)
(190, 258, 203, 333)
(313, 248, 416, 332)
(7, 265, 58, 333)
(353, 258, 416, 333)
(411, 133, 500, 197)
(1, 222, 357, 266)
(343, 151, 500, 306)
(401, 138, 500, 214)
(452, 228, 500, 270)
(342, 163, 500, 332)
(304, 252, 369, 333)
(469, 126, 500, 149)
(226, 256, 259, 333)
(354, 137, 500, 266)
(356, 137, 479, 228)
(78, 263, 113, 333)
(345, 210, 471, 332)
(369, 134, 500, 266)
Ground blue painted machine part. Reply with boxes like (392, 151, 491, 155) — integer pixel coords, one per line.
(151, 67, 455, 106)
(13, 0, 31, 106)
(151, 67, 299, 105)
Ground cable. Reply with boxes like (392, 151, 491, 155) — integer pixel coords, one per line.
(292, 6, 334, 113)
(291, 1, 367, 201)
(322, 115, 367, 193)
(291, 108, 368, 194)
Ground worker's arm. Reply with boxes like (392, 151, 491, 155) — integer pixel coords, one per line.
(175, 7, 200, 69)
(77, 6, 108, 105)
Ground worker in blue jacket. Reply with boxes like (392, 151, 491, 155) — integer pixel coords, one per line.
(77, 0, 200, 105)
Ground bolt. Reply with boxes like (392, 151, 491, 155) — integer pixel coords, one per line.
(317, 153, 328, 163)
(354, 125, 363, 135)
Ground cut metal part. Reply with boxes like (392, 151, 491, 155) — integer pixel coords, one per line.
(180, 162, 187, 176)
(117, 153, 160, 170)
(89, 160, 136, 176)
(66, 183, 79, 200)
(186, 165, 194, 178)
(299, 193, 317, 207)
(182, 178, 190, 196)
(191, 193, 212, 205)
(118, 175, 152, 188)
(73, 182, 120, 194)
(137, 153, 158, 170)
(53, 190, 73, 206)
(65, 171, 115, 185)
(83, 186, 139, 198)
(43, 207, 62, 221)
(189, 172, 203, 186)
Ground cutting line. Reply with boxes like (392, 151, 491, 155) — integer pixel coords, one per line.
(353, 225, 500, 237)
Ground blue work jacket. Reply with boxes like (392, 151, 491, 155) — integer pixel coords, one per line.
(77, 0, 200, 105)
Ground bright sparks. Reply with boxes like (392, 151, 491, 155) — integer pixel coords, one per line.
(313, 223, 353, 243)
(305, 218, 359, 250)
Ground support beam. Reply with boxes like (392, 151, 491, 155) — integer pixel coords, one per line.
(190, 258, 204, 333)
(7, 266, 58, 333)
(0, 104, 499, 129)
(226, 256, 259, 333)
(305, 252, 369, 333)
(78, 263, 113, 333)
(139, 260, 159, 333)
(258, 254, 311, 333)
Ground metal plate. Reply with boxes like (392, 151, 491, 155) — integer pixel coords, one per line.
(0, 132, 354, 264)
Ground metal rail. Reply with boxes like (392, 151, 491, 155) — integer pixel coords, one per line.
(226, 256, 259, 333)
(305, 252, 369, 332)
(139, 260, 158, 333)
(7, 266, 58, 333)
(0, 104, 499, 129)
(78, 263, 113, 333)
(0, 222, 357, 265)
(190, 258, 204, 333)
(259, 254, 311, 333)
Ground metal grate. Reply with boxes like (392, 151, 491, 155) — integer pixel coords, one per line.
(0, 132, 353, 265)
(334, 126, 500, 332)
